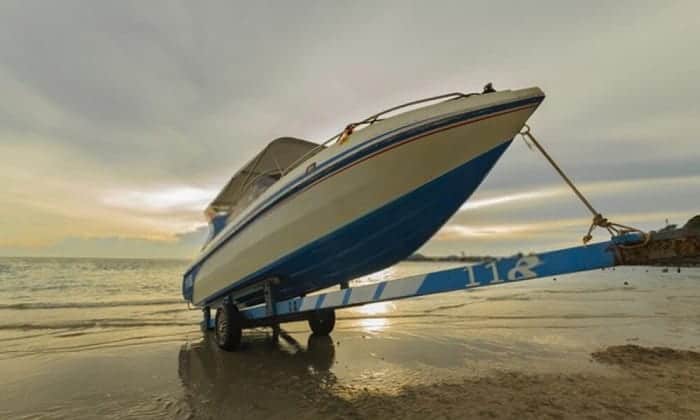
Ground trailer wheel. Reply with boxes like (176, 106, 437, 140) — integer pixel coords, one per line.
(308, 309, 335, 336)
(215, 301, 242, 351)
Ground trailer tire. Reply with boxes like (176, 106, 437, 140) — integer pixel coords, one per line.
(308, 309, 335, 336)
(215, 302, 242, 351)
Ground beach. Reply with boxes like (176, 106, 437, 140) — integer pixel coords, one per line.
(1, 258, 700, 419)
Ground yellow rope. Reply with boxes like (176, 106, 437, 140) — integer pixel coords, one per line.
(519, 125, 649, 248)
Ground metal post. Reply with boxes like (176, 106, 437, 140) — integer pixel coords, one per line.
(201, 306, 212, 331)
(264, 278, 281, 340)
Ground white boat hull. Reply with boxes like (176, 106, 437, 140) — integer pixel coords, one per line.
(184, 87, 545, 305)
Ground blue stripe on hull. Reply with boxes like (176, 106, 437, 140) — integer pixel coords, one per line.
(197, 140, 513, 306)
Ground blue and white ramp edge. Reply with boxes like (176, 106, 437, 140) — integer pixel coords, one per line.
(239, 236, 640, 321)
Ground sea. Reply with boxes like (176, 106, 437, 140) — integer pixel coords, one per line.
(0, 257, 200, 359)
(2, 257, 700, 418)
(1, 257, 699, 361)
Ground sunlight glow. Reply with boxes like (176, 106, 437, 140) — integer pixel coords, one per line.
(436, 210, 695, 242)
(356, 301, 396, 316)
(359, 317, 390, 333)
(102, 186, 217, 212)
(353, 266, 398, 286)
(353, 302, 394, 333)
(460, 189, 560, 211)
(460, 175, 700, 213)
(437, 224, 531, 239)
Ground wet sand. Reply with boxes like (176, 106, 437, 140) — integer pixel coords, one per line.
(2, 264, 700, 419)
(3, 331, 700, 419)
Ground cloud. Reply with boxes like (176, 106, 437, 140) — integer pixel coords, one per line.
(461, 175, 700, 214)
(102, 186, 218, 213)
(428, 173, 700, 256)
(0, 226, 208, 259)
(0, 1, 698, 257)
(425, 209, 697, 258)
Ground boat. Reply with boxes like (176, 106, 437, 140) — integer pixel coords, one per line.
(182, 85, 545, 308)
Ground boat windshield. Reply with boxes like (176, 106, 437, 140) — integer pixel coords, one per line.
(205, 137, 321, 227)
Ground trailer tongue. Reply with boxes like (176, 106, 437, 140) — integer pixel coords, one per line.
(202, 218, 699, 350)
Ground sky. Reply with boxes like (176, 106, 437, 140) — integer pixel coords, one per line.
(0, 1, 698, 259)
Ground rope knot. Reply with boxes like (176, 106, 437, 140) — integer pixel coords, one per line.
(338, 123, 356, 145)
(584, 214, 613, 245)
(592, 213, 610, 228)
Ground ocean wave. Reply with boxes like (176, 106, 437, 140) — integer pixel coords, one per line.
(0, 299, 186, 310)
(0, 319, 195, 331)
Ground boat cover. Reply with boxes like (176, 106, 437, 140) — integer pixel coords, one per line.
(206, 137, 320, 218)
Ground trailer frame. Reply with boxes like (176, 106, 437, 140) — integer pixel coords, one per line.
(197, 222, 700, 351)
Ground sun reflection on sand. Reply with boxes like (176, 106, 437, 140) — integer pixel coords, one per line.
(358, 318, 389, 333)
(353, 302, 396, 333)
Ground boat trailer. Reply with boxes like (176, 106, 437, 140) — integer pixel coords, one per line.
(201, 217, 699, 351)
